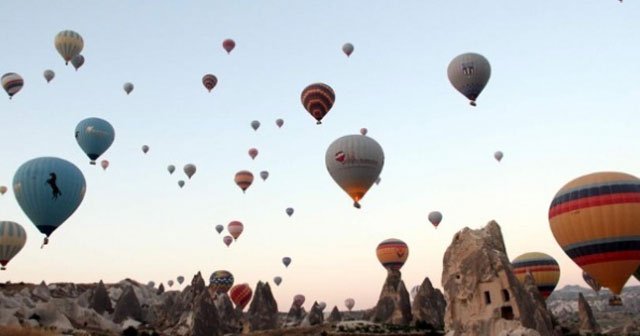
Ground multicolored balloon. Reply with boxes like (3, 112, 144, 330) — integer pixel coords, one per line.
(447, 52, 491, 106)
(100, 160, 109, 171)
(342, 43, 354, 57)
(260, 171, 269, 181)
(75, 117, 115, 165)
(549, 172, 640, 296)
(273, 276, 282, 286)
(202, 74, 218, 92)
(44, 70, 55, 83)
(293, 294, 305, 308)
(583, 271, 602, 294)
(13, 157, 86, 246)
(286, 207, 294, 217)
(1, 73, 24, 99)
(511, 252, 560, 299)
(376, 238, 408, 271)
(228, 221, 244, 240)
(0, 221, 27, 270)
(494, 151, 503, 162)
(344, 298, 355, 311)
(229, 283, 252, 310)
(428, 211, 443, 228)
(184, 164, 196, 179)
(282, 257, 291, 267)
(222, 39, 236, 54)
(71, 54, 84, 71)
(54, 30, 84, 65)
(251, 120, 260, 131)
(223, 235, 233, 247)
(234, 170, 254, 193)
(209, 270, 234, 294)
(301, 83, 335, 125)
(215, 224, 224, 234)
(123, 82, 134, 95)
(248, 148, 258, 160)
(276, 119, 284, 128)
(325, 135, 384, 208)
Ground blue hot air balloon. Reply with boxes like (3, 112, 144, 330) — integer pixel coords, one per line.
(13, 157, 86, 246)
(75, 118, 115, 165)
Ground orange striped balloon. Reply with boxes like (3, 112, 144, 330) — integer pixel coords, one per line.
(229, 283, 252, 310)
(511, 252, 560, 299)
(301, 83, 335, 125)
(376, 238, 408, 271)
(234, 170, 254, 193)
(549, 172, 640, 295)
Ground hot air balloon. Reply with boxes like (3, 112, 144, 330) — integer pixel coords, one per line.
(248, 148, 258, 160)
(494, 151, 503, 162)
(318, 302, 327, 311)
(260, 171, 269, 181)
(215, 224, 224, 234)
(100, 160, 109, 171)
(273, 276, 282, 286)
(326, 135, 384, 208)
(583, 271, 602, 294)
(167, 280, 174, 288)
(251, 120, 260, 131)
(123, 82, 134, 95)
(511, 252, 560, 299)
(428, 211, 443, 228)
(234, 170, 253, 193)
(177, 276, 185, 285)
(293, 294, 305, 308)
(44, 70, 55, 83)
(209, 270, 234, 294)
(223, 235, 233, 247)
(142, 145, 149, 154)
(0, 186, 7, 195)
(447, 52, 491, 106)
(410, 285, 420, 300)
(75, 117, 115, 165)
(228, 221, 244, 240)
(0, 221, 27, 270)
(222, 39, 236, 54)
(167, 165, 175, 174)
(342, 43, 354, 57)
(301, 83, 335, 124)
(54, 30, 84, 65)
(71, 54, 84, 71)
(275, 119, 284, 128)
(549, 172, 640, 305)
(1, 73, 24, 99)
(184, 164, 196, 179)
(360, 128, 368, 136)
(178, 180, 185, 188)
(344, 298, 355, 311)
(376, 238, 408, 271)
(286, 207, 294, 217)
(13, 157, 86, 246)
(282, 257, 291, 268)
(229, 283, 252, 310)
(202, 74, 217, 92)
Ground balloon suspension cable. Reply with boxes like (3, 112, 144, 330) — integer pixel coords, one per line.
(353, 201, 361, 209)
(470, 101, 477, 107)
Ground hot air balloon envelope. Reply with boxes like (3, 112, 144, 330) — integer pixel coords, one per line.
(0, 221, 27, 270)
(376, 238, 408, 271)
(511, 252, 560, 299)
(75, 117, 115, 165)
(447, 52, 491, 106)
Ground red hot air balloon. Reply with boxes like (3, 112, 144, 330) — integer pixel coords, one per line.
(223, 39, 236, 54)
(234, 170, 254, 193)
(229, 283, 252, 310)
(223, 235, 233, 247)
(202, 74, 218, 92)
(248, 148, 258, 160)
(301, 83, 335, 125)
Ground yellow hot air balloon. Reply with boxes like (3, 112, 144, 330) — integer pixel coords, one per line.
(511, 252, 560, 300)
(549, 172, 640, 304)
(376, 238, 408, 271)
(54, 30, 84, 65)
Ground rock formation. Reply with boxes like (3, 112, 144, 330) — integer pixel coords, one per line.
(284, 304, 305, 327)
(247, 281, 278, 331)
(32, 281, 51, 302)
(214, 293, 242, 333)
(192, 290, 221, 336)
(89, 280, 113, 314)
(328, 306, 342, 323)
(157, 283, 165, 295)
(412, 276, 446, 330)
(442, 220, 557, 336)
(578, 292, 600, 334)
(113, 286, 143, 323)
(301, 301, 324, 326)
(371, 269, 412, 325)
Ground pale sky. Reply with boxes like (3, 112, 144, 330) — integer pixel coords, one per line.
(1, 0, 639, 311)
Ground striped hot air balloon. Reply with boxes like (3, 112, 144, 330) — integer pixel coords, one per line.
(447, 53, 491, 106)
(209, 270, 234, 294)
(1, 73, 24, 99)
(234, 170, 254, 193)
(54, 30, 84, 65)
(0, 221, 27, 270)
(376, 238, 408, 271)
(229, 283, 252, 310)
(301, 83, 335, 125)
(228, 221, 244, 240)
(511, 252, 560, 299)
(549, 172, 640, 299)
(202, 74, 217, 92)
